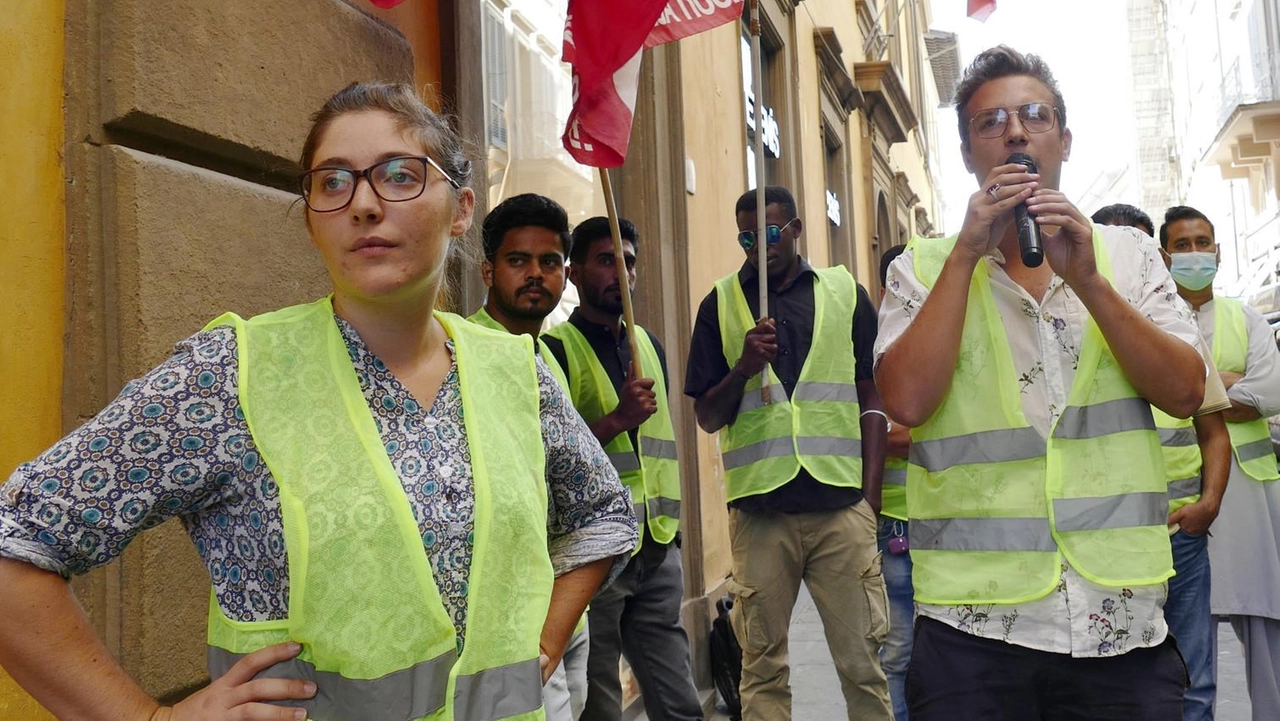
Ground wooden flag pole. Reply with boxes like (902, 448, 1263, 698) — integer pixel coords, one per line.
(599, 168, 643, 377)
(749, 0, 771, 404)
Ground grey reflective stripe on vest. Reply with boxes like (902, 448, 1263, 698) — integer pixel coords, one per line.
(909, 517, 1056, 552)
(647, 496, 681, 520)
(909, 427, 1046, 473)
(723, 437, 794, 469)
(1238, 438, 1276, 463)
(796, 436, 862, 457)
(724, 436, 861, 469)
(1052, 492, 1167, 532)
(737, 382, 787, 414)
(1054, 398, 1155, 440)
(792, 381, 860, 404)
(454, 656, 544, 721)
(640, 437, 679, 460)
(884, 466, 907, 486)
(632, 502, 646, 521)
(609, 452, 641, 475)
(1167, 475, 1201, 501)
(208, 646, 454, 721)
(1159, 427, 1198, 447)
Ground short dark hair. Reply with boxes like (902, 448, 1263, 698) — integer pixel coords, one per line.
(735, 186, 798, 221)
(481, 193, 571, 261)
(1091, 203, 1154, 237)
(1158, 205, 1215, 249)
(570, 216, 639, 265)
(880, 244, 907, 288)
(953, 46, 1067, 148)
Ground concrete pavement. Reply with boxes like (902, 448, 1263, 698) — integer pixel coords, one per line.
(706, 586, 1254, 720)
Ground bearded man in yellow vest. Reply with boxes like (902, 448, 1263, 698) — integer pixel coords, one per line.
(685, 185, 892, 721)
(1093, 202, 1232, 721)
(1160, 204, 1280, 720)
(542, 217, 702, 721)
(877, 46, 1206, 720)
(468, 192, 582, 721)
(469, 193, 571, 391)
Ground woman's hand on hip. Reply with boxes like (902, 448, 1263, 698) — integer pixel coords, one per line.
(155, 642, 316, 721)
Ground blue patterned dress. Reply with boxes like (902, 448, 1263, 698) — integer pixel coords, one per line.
(0, 316, 638, 648)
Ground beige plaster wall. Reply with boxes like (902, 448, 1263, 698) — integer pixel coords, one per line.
(679, 21, 750, 594)
(791, 0, 864, 273)
(792, 14, 829, 269)
(886, 0, 943, 240)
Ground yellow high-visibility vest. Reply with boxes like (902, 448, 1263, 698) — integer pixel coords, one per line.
(882, 457, 908, 521)
(467, 306, 569, 391)
(906, 232, 1172, 605)
(467, 306, 586, 635)
(544, 322, 681, 550)
(206, 298, 552, 721)
(1212, 297, 1280, 482)
(713, 266, 864, 501)
(1151, 407, 1202, 513)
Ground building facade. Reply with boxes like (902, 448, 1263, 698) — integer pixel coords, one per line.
(1, 0, 948, 714)
(1145, 0, 1280, 299)
(1127, 0, 1182, 215)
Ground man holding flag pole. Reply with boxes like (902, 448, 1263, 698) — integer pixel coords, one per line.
(564, 2, 891, 719)
(680, 8, 890, 721)
(558, 2, 742, 719)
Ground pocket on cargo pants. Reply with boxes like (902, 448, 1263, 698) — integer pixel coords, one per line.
(861, 552, 890, 643)
(725, 577, 766, 655)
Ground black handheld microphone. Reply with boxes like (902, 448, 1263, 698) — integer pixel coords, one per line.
(1006, 152, 1043, 268)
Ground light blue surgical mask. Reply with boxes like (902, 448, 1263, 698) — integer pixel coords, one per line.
(1169, 251, 1217, 291)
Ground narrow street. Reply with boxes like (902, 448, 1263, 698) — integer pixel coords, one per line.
(706, 586, 1254, 720)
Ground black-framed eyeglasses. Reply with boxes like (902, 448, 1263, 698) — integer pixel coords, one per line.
(968, 102, 1059, 139)
(299, 155, 460, 213)
(738, 218, 798, 250)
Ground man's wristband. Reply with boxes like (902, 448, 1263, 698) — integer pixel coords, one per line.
(860, 408, 891, 432)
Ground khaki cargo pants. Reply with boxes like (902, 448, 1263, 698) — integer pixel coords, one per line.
(728, 500, 892, 721)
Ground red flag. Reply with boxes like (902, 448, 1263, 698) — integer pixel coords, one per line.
(562, 0, 741, 167)
(967, 0, 997, 21)
(561, 1, 668, 167)
(368, 0, 405, 7)
(645, 0, 743, 48)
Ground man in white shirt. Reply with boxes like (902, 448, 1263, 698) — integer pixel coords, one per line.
(1160, 204, 1280, 721)
(876, 46, 1205, 719)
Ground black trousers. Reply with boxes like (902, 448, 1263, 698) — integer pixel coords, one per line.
(907, 616, 1188, 721)
(581, 538, 702, 721)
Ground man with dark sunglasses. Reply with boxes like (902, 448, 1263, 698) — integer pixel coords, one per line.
(684, 186, 891, 721)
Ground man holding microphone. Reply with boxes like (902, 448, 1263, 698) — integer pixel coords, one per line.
(877, 46, 1204, 719)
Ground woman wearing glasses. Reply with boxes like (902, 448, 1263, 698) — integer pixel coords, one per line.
(0, 82, 637, 721)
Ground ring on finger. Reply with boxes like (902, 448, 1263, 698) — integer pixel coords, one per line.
(986, 183, 1001, 199)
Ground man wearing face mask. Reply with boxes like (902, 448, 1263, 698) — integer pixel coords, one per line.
(1160, 205, 1280, 720)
